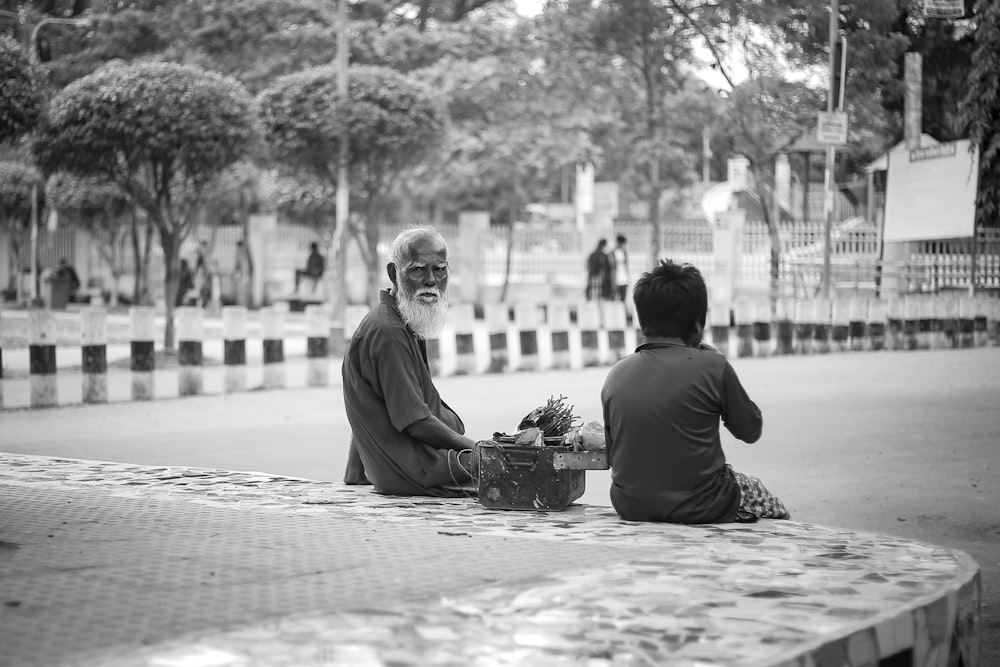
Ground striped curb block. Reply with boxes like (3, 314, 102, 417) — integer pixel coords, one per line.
(1, 295, 997, 409)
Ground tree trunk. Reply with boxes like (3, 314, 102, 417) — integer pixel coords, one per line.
(752, 164, 783, 307)
(769, 221, 782, 307)
(241, 199, 254, 309)
(501, 222, 514, 304)
(500, 176, 519, 303)
(648, 160, 661, 264)
(110, 270, 121, 307)
(643, 56, 662, 265)
(363, 199, 381, 308)
(140, 215, 154, 305)
(159, 229, 180, 352)
(130, 211, 142, 304)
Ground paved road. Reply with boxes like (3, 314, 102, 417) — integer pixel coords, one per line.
(2, 347, 998, 663)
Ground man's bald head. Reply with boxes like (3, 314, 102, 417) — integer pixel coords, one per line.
(388, 226, 450, 338)
(389, 226, 447, 270)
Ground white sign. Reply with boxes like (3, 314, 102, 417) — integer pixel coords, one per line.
(924, 0, 965, 18)
(883, 139, 979, 242)
(816, 111, 848, 145)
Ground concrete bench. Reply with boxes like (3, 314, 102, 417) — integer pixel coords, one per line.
(0, 454, 981, 667)
(266, 273, 327, 312)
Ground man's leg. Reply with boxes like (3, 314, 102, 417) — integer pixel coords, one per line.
(727, 465, 790, 520)
(343, 436, 371, 485)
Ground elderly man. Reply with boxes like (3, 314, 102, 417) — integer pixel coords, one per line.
(342, 226, 478, 496)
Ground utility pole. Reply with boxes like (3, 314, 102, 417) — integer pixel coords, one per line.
(332, 0, 350, 328)
(4, 13, 90, 305)
(821, 0, 839, 298)
(2, 13, 91, 306)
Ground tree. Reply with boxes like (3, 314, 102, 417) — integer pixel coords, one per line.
(34, 62, 259, 349)
(0, 34, 43, 147)
(746, 0, 973, 171)
(584, 0, 701, 264)
(412, 13, 607, 217)
(258, 63, 446, 304)
(199, 160, 268, 307)
(169, 0, 340, 95)
(726, 77, 825, 300)
(260, 170, 337, 238)
(0, 161, 41, 299)
(958, 0, 1000, 229)
(356, 0, 505, 31)
(45, 171, 133, 305)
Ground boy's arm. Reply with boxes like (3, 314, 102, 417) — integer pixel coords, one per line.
(720, 361, 763, 443)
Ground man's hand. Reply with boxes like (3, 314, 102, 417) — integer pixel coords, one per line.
(406, 415, 478, 452)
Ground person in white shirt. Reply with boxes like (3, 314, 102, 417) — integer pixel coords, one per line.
(611, 234, 630, 301)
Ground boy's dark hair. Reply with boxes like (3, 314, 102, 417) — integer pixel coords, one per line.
(632, 259, 707, 340)
(616, 234, 626, 245)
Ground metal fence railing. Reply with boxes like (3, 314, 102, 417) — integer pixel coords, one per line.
(4, 219, 999, 304)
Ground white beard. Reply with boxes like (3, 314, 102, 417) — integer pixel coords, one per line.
(397, 286, 448, 339)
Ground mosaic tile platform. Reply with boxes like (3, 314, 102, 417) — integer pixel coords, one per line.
(0, 454, 980, 667)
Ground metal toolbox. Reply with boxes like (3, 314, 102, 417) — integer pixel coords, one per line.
(476, 440, 609, 512)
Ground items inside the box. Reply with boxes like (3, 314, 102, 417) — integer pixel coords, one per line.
(477, 395, 608, 512)
(492, 394, 606, 452)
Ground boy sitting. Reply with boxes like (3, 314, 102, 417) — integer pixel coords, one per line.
(601, 259, 789, 524)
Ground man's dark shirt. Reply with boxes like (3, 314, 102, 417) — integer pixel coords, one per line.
(342, 290, 466, 496)
(306, 251, 325, 278)
(601, 337, 763, 523)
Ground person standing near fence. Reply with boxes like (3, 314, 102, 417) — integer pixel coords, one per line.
(194, 241, 212, 307)
(176, 259, 195, 307)
(611, 234, 630, 301)
(586, 238, 611, 300)
(234, 239, 251, 306)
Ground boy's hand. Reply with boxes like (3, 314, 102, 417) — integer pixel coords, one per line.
(698, 341, 722, 354)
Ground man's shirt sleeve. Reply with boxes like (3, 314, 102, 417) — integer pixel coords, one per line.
(719, 360, 763, 443)
(369, 328, 433, 433)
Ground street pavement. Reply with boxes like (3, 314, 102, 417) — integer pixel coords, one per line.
(1, 346, 998, 663)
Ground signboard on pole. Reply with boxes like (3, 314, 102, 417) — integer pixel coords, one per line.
(816, 111, 848, 145)
(924, 0, 967, 18)
(883, 139, 979, 242)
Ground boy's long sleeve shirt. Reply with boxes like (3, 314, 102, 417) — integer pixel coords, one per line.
(601, 336, 762, 523)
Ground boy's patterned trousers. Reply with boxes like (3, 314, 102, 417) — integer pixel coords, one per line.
(726, 465, 791, 521)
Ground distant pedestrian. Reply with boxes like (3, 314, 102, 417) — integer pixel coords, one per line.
(54, 258, 80, 302)
(234, 239, 251, 306)
(585, 238, 611, 301)
(295, 242, 325, 293)
(194, 241, 212, 307)
(176, 258, 195, 306)
(611, 234, 630, 301)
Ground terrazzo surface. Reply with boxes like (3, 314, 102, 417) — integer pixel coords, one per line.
(0, 454, 981, 667)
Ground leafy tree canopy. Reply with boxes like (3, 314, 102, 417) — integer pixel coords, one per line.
(258, 63, 446, 198)
(45, 170, 131, 224)
(0, 34, 43, 146)
(0, 160, 41, 231)
(959, 0, 1000, 227)
(34, 61, 260, 209)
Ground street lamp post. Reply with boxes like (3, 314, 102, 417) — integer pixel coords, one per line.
(821, 0, 839, 299)
(24, 16, 90, 305)
(332, 0, 350, 331)
(0, 11, 91, 306)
